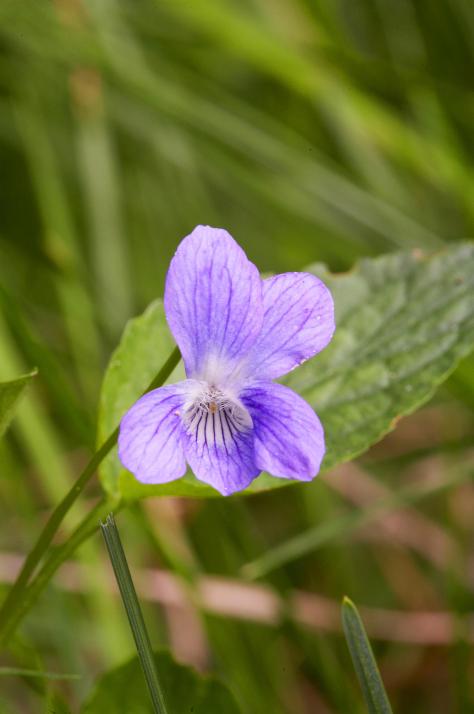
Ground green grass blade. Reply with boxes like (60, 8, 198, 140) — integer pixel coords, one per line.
(100, 514, 169, 714)
(241, 467, 468, 579)
(342, 597, 393, 714)
(0, 347, 180, 648)
(0, 370, 36, 439)
(74, 84, 133, 339)
(1, 497, 118, 645)
(0, 667, 80, 681)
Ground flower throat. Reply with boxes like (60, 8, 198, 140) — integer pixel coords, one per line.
(183, 384, 252, 450)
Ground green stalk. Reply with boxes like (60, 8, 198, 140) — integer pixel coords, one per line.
(0, 347, 180, 645)
(101, 514, 169, 714)
(0, 668, 80, 681)
(0, 497, 118, 646)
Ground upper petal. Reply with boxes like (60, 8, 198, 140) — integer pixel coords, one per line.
(241, 381, 325, 481)
(164, 226, 263, 381)
(118, 383, 189, 484)
(247, 272, 335, 379)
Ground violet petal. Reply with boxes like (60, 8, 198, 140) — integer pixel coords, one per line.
(118, 383, 188, 484)
(164, 225, 263, 381)
(242, 380, 325, 481)
(183, 415, 259, 495)
(248, 272, 334, 379)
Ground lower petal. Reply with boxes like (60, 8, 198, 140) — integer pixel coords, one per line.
(242, 381, 325, 481)
(118, 383, 188, 484)
(183, 420, 259, 496)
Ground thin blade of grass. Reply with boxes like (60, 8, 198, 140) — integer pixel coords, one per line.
(242, 467, 469, 580)
(342, 597, 393, 714)
(0, 667, 80, 681)
(100, 514, 169, 714)
(0, 347, 180, 647)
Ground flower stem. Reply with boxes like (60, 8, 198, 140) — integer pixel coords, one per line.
(101, 514, 169, 714)
(0, 346, 181, 646)
(0, 496, 118, 646)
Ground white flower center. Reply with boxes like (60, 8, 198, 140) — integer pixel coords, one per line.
(182, 383, 252, 450)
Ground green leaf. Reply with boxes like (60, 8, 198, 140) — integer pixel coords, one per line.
(80, 650, 242, 714)
(0, 370, 36, 439)
(341, 597, 393, 714)
(99, 244, 474, 500)
(285, 244, 474, 474)
(98, 300, 184, 496)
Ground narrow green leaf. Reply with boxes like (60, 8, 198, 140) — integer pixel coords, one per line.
(0, 350, 179, 648)
(75, 95, 133, 338)
(0, 496, 118, 648)
(0, 667, 79, 680)
(242, 463, 468, 579)
(100, 514, 169, 714)
(81, 649, 241, 714)
(0, 370, 36, 439)
(342, 597, 393, 714)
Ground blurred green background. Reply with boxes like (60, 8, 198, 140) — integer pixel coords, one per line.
(0, 0, 473, 712)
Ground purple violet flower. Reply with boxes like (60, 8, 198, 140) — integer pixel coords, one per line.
(118, 226, 335, 495)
